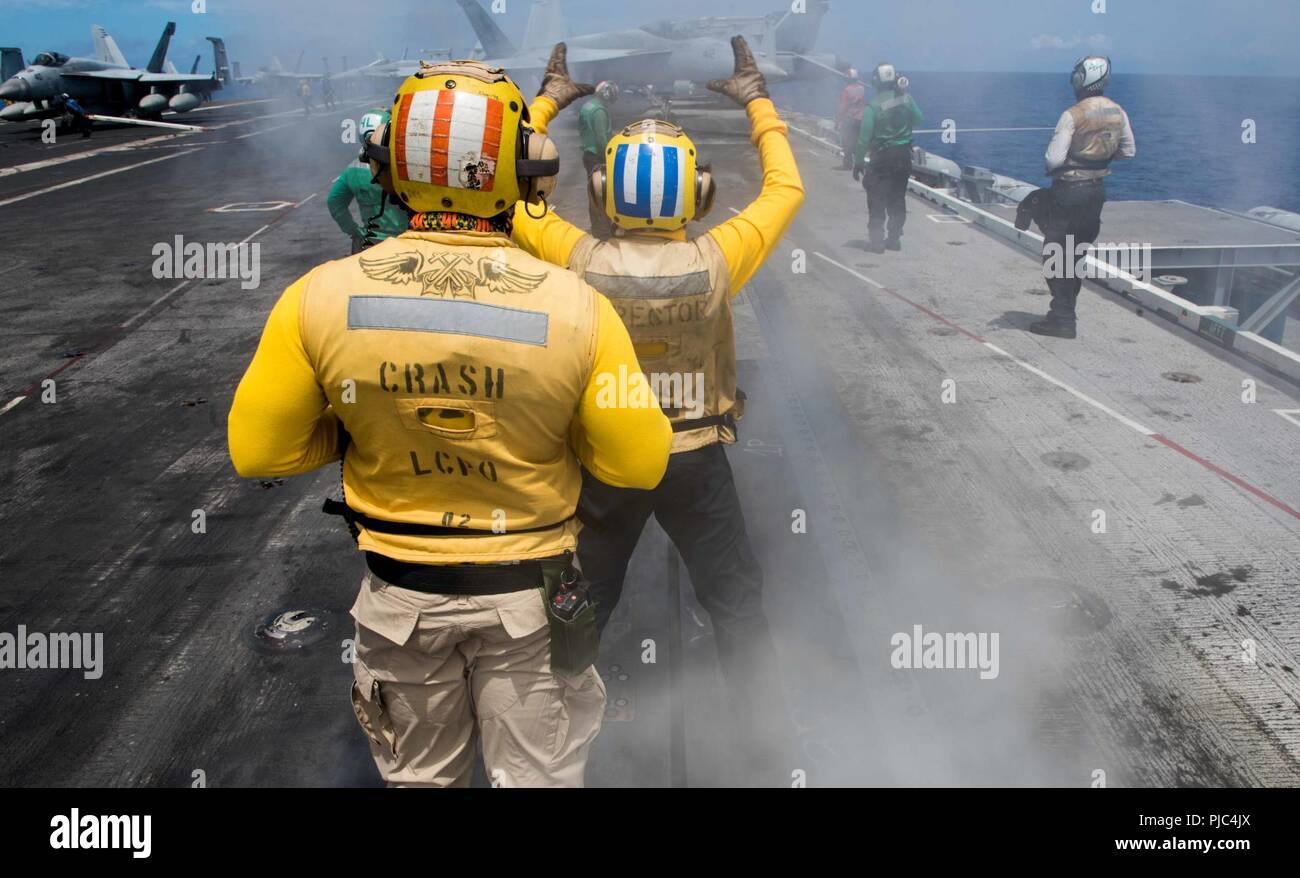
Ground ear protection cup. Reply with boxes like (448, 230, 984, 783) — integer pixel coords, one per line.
(364, 122, 396, 197)
(587, 163, 607, 219)
(694, 165, 716, 221)
(518, 128, 559, 205)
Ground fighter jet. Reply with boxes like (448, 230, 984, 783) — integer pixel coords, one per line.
(0, 23, 229, 125)
(642, 1, 845, 81)
(328, 49, 467, 87)
(456, 0, 783, 90)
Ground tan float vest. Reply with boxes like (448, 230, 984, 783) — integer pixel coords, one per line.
(1059, 95, 1125, 181)
(298, 230, 597, 565)
(568, 232, 737, 454)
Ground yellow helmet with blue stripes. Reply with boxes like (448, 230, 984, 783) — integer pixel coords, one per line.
(591, 120, 714, 231)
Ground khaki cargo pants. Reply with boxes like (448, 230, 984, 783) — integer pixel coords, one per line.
(349, 571, 606, 787)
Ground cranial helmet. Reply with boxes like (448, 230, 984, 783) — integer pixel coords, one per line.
(595, 81, 620, 104)
(359, 108, 389, 141)
(1071, 55, 1111, 96)
(589, 119, 714, 232)
(363, 60, 559, 216)
(870, 63, 898, 89)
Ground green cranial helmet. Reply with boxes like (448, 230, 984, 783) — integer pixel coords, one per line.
(359, 108, 390, 140)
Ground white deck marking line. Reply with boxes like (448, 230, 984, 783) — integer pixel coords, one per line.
(294, 193, 318, 208)
(119, 280, 193, 330)
(1, 197, 312, 423)
(981, 341, 1157, 436)
(116, 225, 268, 331)
(0, 149, 203, 208)
(812, 249, 1300, 522)
(234, 121, 301, 140)
(240, 224, 272, 245)
(1274, 409, 1300, 429)
(0, 98, 375, 177)
(0, 132, 191, 176)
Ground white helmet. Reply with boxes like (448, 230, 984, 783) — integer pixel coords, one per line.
(358, 109, 388, 140)
(595, 80, 620, 104)
(870, 63, 898, 90)
(1071, 55, 1111, 95)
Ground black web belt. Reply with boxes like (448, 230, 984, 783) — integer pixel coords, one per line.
(364, 551, 559, 595)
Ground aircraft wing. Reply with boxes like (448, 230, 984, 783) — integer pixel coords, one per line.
(138, 73, 217, 84)
(790, 53, 847, 77)
(480, 46, 670, 76)
(63, 71, 215, 85)
(62, 69, 143, 81)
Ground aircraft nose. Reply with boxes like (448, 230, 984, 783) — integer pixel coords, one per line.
(0, 77, 29, 101)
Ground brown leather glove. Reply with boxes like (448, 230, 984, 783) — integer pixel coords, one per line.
(537, 43, 594, 112)
(707, 35, 769, 107)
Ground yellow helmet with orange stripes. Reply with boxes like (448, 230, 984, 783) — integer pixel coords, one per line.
(363, 61, 559, 217)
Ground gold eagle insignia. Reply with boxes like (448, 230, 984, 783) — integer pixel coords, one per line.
(360, 250, 547, 300)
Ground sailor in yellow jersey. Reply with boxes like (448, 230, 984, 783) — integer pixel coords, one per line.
(227, 60, 672, 787)
(515, 39, 805, 773)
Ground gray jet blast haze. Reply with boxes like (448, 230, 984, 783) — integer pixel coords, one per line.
(0, 23, 230, 125)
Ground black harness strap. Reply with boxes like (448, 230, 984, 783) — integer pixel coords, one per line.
(666, 389, 746, 434)
(670, 414, 732, 433)
(321, 498, 571, 538)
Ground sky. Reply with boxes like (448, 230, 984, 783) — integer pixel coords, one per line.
(0, 0, 1297, 79)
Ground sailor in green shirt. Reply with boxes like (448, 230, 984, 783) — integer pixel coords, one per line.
(852, 64, 922, 253)
(327, 110, 409, 253)
(578, 81, 618, 238)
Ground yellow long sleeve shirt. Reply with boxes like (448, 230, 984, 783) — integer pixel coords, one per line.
(228, 243, 672, 492)
(514, 95, 805, 293)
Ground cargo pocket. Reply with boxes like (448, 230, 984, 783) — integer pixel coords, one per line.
(351, 663, 398, 759)
(495, 588, 549, 640)
(549, 665, 607, 764)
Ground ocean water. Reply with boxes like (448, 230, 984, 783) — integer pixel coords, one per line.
(776, 73, 1300, 214)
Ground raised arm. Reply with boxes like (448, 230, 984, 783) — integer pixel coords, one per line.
(511, 43, 595, 268)
(704, 36, 806, 294)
